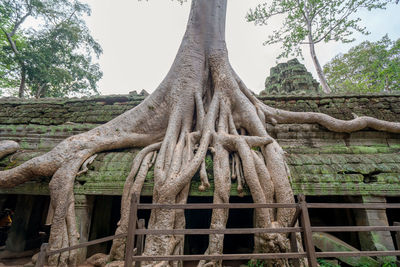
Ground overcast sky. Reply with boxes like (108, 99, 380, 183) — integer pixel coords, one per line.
(81, 0, 400, 95)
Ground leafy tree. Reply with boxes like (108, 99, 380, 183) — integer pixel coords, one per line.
(0, 4, 22, 96)
(324, 35, 400, 93)
(0, 0, 102, 98)
(246, 0, 393, 94)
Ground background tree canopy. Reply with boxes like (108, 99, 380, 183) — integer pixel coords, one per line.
(247, 0, 395, 94)
(0, 0, 102, 98)
(324, 35, 400, 93)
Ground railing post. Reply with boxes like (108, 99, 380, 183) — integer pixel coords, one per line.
(299, 194, 318, 267)
(125, 194, 139, 267)
(135, 219, 145, 267)
(289, 206, 301, 267)
(35, 243, 48, 267)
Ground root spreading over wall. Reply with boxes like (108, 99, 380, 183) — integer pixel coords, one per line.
(1, 1, 400, 267)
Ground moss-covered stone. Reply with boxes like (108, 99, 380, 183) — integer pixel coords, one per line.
(1, 93, 400, 196)
(263, 59, 320, 94)
(313, 232, 380, 267)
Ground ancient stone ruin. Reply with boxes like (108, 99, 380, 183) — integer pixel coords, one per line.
(3, 0, 400, 265)
(0, 93, 400, 266)
(263, 58, 320, 95)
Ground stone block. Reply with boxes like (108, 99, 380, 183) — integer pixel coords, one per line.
(313, 232, 380, 267)
(353, 196, 396, 263)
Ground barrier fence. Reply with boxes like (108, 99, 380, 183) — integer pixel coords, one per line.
(35, 194, 400, 267)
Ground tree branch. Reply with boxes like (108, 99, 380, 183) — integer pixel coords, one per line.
(295, 0, 309, 22)
(313, 4, 360, 44)
(309, 4, 325, 21)
(1, 27, 19, 55)
(36, 83, 48, 98)
(10, 10, 31, 37)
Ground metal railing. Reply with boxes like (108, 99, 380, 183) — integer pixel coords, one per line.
(36, 194, 400, 267)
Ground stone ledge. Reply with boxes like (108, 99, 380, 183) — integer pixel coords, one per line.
(1, 93, 399, 125)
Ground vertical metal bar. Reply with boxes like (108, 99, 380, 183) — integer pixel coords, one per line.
(395, 222, 400, 251)
(125, 194, 138, 267)
(135, 219, 145, 267)
(289, 206, 301, 267)
(35, 243, 48, 267)
(299, 194, 318, 267)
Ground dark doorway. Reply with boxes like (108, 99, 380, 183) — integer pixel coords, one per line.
(88, 196, 121, 256)
(224, 196, 254, 254)
(0, 194, 50, 252)
(87, 195, 152, 257)
(184, 196, 212, 255)
(305, 195, 360, 249)
(184, 196, 254, 255)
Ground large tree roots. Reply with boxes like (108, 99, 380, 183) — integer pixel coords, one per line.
(1, 1, 400, 266)
(2, 46, 400, 266)
(0, 140, 19, 160)
(1, 49, 399, 267)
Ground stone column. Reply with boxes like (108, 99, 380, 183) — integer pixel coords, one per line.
(353, 196, 396, 263)
(74, 194, 94, 263)
(5, 195, 35, 252)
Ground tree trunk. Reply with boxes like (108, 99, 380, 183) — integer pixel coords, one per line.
(308, 34, 331, 94)
(18, 66, 26, 98)
(36, 83, 47, 98)
(2, 1, 400, 267)
(3, 31, 26, 98)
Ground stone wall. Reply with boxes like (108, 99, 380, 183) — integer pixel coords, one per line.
(1, 93, 400, 197)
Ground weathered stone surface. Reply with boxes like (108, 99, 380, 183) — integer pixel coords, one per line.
(313, 232, 380, 267)
(259, 93, 400, 122)
(0, 94, 399, 197)
(263, 59, 320, 94)
(75, 195, 94, 263)
(352, 196, 397, 263)
(0, 95, 145, 126)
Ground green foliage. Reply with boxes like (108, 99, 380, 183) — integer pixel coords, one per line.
(247, 259, 264, 267)
(0, 0, 102, 98)
(317, 259, 397, 267)
(324, 35, 400, 93)
(318, 261, 399, 267)
(317, 259, 341, 267)
(381, 262, 396, 267)
(0, 3, 21, 94)
(246, 0, 391, 59)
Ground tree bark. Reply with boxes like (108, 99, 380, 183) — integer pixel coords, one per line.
(2, 28, 26, 98)
(19, 66, 26, 98)
(0, 141, 19, 159)
(308, 34, 331, 94)
(1, 1, 400, 267)
(35, 83, 47, 98)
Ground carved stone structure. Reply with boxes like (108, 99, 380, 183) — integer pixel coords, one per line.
(263, 58, 320, 94)
(0, 93, 399, 264)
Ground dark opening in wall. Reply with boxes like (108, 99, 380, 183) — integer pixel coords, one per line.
(87, 195, 153, 257)
(385, 197, 400, 250)
(305, 195, 360, 249)
(224, 196, 254, 254)
(24, 195, 50, 250)
(184, 196, 254, 256)
(0, 194, 50, 253)
(184, 196, 212, 255)
(137, 196, 153, 229)
(88, 196, 121, 256)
